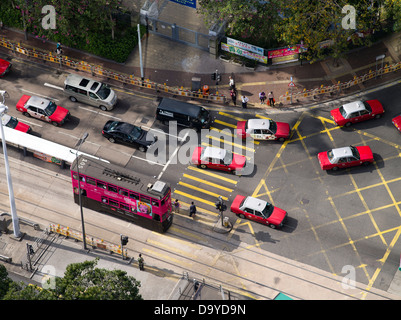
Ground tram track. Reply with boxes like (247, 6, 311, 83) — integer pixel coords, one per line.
(0, 155, 395, 300)
(165, 218, 394, 300)
(0, 177, 391, 300)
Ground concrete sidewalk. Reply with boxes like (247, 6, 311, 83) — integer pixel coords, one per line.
(1, 216, 400, 300)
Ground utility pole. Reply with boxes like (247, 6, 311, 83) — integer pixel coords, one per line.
(0, 91, 21, 239)
(138, 24, 144, 82)
(75, 133, 89, 250)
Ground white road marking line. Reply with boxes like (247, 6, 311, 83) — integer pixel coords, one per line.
(44, 83, 63, 91)
(20, 89, 59, 101)
(157, 131, 189, 180)
(141, 126, 185, 142)
(77, 106, 121, 120)
(131, 153, 164, 166)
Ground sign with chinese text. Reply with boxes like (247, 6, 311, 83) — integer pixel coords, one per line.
(268, 45, 300, 59)
(221, 42, 267, 64)
(268, 44, 307, 65)
(226, 37, 264, 55)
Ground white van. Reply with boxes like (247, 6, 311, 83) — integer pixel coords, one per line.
(63, 74, 117, 111)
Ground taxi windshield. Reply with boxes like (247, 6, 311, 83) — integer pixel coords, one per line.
(223, 150, 233, 164)
(350, 146, 360, 160)
(96, 83, 111, 100)
(262, 202, 274, 217)
(362, 102, 372, 113)
(327, 150, 335, 163)
(269, 120, 277, 133)
(339, 106, 348, 119)
(44, 101, 57, 116)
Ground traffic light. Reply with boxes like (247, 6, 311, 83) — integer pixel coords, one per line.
(216, 73, 221, 82)
(211, 72, 216, 81)
(215, 201, 227, 212)
(121, 235, 129, 246)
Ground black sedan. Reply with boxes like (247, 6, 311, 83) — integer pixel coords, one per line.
(102, 121, 157, 152)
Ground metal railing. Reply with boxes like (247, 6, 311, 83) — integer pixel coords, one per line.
(278, 61, 401, 105)
(0, 36, 226, 104)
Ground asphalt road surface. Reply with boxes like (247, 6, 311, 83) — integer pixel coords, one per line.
(1, 54, 401, 294)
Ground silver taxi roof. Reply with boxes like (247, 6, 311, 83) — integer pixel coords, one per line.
(27, 96, 51, 110)
(331, 146, 353, 159)
(342, 101, 365, 114)
(247, 119, 271, 130)
(242, 196, 267, 211)
(201, 147, 227, 160)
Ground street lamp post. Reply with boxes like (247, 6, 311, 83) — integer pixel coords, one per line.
(75, 133, 89, 250)
(0, 91, 21, 238)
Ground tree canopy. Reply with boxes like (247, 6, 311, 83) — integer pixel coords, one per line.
(1, 258, 143, 300)
(198, 0, 401, 62)
(12, 0, 121, 46)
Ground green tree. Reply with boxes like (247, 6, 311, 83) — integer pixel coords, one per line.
(13, 0, 120, 46)
(198, 0, 388, 63)
(0, 265, 12, 299)
(278, 0, 381, 63)
(197, 0, 283, 48)
(383, 0, 401, 31)
(53, 259, 142, 300)
(3, 259, 143, 300)
(4, 281, 57, 300)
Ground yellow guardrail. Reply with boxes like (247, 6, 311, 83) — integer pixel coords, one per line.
(279, 61, 401, 105)
(0, 36, 226, 104)
(49, 223, 128, 258)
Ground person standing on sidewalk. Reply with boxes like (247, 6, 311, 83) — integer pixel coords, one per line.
(189, 202, 197, 217)
(230, 89, 237, 106)
(268, 92, 275, 107)
(174, 199, 180, 213)
(241, 95, 249, 109)
(229, 76, 235, 90)
(56, 41, 62, 55)
(138, 254, 145, 271)
(259, 91, 266, 104)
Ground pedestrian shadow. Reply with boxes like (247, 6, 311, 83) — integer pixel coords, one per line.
(254, 230, 280, 244)
(238, 90, 254, 97)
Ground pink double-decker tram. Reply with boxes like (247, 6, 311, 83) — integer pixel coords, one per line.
(71, 155, 173, 233)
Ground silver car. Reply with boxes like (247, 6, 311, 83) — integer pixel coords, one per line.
(63, 74, 117, 111)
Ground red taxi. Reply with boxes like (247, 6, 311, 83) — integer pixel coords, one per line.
(16, 95, 70, 126)
(1, 114, 31, 133)
(191, 146, 246, 175)
(317, 145, 374, 171)
(330, 100, 384, 127)
(231, 195, 287, 229)
(237, 119, 290, 142)
(0, 58, 11, 77)
(392, 115, 401, 132)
